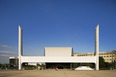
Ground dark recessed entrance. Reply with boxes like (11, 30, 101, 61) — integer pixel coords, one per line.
(46, 63, 71, 69)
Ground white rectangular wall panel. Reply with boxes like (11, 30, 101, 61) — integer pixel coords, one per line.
(45, 47, 72, 57)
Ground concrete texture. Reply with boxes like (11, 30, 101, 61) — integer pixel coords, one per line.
(0, 70, 116, 77)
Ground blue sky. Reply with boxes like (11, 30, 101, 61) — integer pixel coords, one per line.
(0, 0, 116, 63)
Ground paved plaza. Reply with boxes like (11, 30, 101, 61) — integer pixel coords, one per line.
(0, 70, 116, 77)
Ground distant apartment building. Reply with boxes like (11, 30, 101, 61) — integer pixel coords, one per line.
(9, 57, 18, 66)
(73, 51, 116, 63)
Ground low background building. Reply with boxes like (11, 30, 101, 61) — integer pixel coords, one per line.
(73, 51, 116, 63)
(9, 57, 18, 66)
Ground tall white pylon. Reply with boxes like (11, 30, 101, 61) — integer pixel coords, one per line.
(95, 24, 99, 70)
(18, 25, 23, 70)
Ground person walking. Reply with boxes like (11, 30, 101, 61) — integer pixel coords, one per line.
(54, 67, 58, 71)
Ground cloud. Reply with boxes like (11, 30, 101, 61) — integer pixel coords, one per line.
(0, 54, 9, 57)
(0, 51, 17, 63)
(0, 51, 17, 57)
(0, 45, 8, 47)
(0, 51, 17, 54)
(0, 45, 13, 49)
(0, 45, 18, 63)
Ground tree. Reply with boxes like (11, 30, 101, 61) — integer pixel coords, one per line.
(99, 57, 111, 70)
(99, 57, 105, 68)
(37, 63, 41, 67)
(80, 63, 95, 68)
(72, 63, 80, 68)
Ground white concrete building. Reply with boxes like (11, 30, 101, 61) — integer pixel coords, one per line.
(18, 25, 99, 70)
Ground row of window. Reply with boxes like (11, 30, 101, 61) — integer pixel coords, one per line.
(99, 53, 116, 55)
(105, 59, 112, 61)
(77, 55, 115, 57)
(103, 55, 115, 57)
(76, 54, 115, 56)
(77, 55, 94, 56)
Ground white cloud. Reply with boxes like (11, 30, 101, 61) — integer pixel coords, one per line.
(0, 51, 17, 54)
(0, 45, 18, 63)
(0, 54, 9, 57)
(0, 51, 17, 58)
(0, 51, 17, 63)
(0, 45, 13, 49)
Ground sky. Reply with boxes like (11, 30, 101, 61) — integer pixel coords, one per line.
(0, 0, 116, 63)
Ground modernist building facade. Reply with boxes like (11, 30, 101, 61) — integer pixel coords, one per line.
(73, 50, 116, 63)
(18, 25, 99, 70)
(10, 50, 116, 67)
